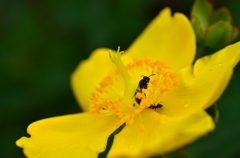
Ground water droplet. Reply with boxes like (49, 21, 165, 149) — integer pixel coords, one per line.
(184, 103, 189, 108)
(208, 69, 212, 73)
(218, 63, 223, 67)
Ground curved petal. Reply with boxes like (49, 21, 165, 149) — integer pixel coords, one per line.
(160, 42, 240, 117)
(71, 48, 114, 111)
(71, 48, 132, 111)
(107, 110, 214, 157)
(16, 113, 119, 158)
(126, 7, 196, 71)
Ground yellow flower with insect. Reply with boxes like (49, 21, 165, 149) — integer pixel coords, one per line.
(16, 8, 240, 158)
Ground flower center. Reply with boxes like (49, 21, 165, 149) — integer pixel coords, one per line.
(89, 47, 179, 129)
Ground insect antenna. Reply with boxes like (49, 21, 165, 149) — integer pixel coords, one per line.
(140, 74, 155, 78)
(148, 74, 155, 77)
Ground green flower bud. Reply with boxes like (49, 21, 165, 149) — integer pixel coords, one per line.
(191, 0, 238, 49)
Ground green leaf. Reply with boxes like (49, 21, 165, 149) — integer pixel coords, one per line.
(204, 21, 234, 49)
(191, 17, 205, 45)
(211, 7, 232, 24)
(230, 24, 239, 42)
(191, 0, 214, 31)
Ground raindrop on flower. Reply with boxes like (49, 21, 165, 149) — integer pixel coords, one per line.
(184, 102, 189, 108)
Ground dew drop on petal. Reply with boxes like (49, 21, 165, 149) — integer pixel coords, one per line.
(184, 102, 189, 108)
(208, 69, 213, 73)
(218, 63, 223, 67)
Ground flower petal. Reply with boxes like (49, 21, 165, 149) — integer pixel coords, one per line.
(16, 113, 119, 158)
(71, 48, 114, 111)
(107, 110, 214, 157)
(126, 7, 196, 71)
(161, 42, 240, 117)
(71, 48, 132, 111)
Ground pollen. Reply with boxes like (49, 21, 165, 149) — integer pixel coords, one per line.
(90, 47, 179, 129)
(135, 92, 144, 99)
(139, 124, 146, 131)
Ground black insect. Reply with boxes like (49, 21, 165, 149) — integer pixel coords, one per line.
(134, 74, 155, 104)
(149, 103, 163, 110)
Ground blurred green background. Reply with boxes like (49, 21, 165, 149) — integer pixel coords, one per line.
(1, 0, 239, 158)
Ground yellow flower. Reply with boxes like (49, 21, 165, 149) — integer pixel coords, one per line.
(16, 7, 240, 158)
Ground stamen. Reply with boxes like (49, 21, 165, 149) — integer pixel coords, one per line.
(139, 124, 145, 131)
(90, 52, 179, 130)
(116, 114, 135, 128)
(135, 92, 144, 99)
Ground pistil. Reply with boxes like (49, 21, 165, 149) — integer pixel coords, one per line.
(109, 47, 138, 101)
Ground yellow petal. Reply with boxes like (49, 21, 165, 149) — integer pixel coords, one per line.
(161, 42, 240, 117)
(107, 110, 214, 157)
(126, 7, 196, 71)
(71, 48, 132, 111)
(71, 48, 113, 111)
(16, 113, 119, 158)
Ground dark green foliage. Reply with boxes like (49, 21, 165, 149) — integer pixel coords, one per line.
(0, 0, 239, 158)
